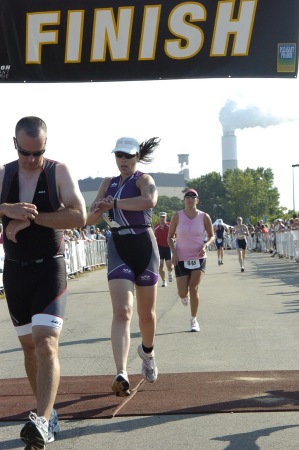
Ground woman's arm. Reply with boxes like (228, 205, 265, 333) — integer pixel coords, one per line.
(116, 174, 157, 211)
(86, 177, 111, 225)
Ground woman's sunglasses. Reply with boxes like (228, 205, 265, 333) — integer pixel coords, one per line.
(184, 194, 197, 198)
(115, 152, 137, 159)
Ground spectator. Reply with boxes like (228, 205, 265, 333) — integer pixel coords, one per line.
(104, 227, 111, 242)
(80, 228, 91, 241)
(96, 228, 106, 240)
(87, 226, 96, 240)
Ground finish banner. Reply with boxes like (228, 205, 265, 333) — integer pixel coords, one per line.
(0, 0, 298, 83)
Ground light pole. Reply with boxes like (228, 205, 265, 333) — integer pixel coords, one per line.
(292, 164, 299, 212)
(255, 177, 263, 222)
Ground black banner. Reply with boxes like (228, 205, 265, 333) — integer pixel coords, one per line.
(0, 0, 298, 82)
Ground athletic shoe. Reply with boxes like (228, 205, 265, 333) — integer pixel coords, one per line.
(47, 408, 60, 443)
(221, 261, 224, 265)
(112, 372, 130, 397)
(20, 412, 48, 449)
(162, 280, 167, 287)
(180, 295, 189, 306)
(218, 260, 221, 266)
(190, 318, 200, 332)
(137, 345, 158, 383)
(168, 272, 173, 282)
(241, 267, 245, 272)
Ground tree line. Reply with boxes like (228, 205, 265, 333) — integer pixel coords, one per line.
(153, 167, 291, 226)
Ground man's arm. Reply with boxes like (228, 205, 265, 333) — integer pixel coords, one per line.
(33, 163, 86, 229)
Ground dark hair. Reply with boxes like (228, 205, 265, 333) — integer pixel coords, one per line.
(138, 137, 160, 164)
(15, 116, 47, 138)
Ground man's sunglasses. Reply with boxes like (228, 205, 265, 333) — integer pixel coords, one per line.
(15, 139, 46, 157)
(115, 152, 137, 159)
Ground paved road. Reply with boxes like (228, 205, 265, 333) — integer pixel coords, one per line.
(1, 250, 299, 449)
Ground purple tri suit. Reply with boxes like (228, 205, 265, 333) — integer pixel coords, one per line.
(105, 171, 159, 286)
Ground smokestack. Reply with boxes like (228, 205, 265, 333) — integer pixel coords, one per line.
(178, 154, 190, 180)
(219, 99, 297, 175)
(222, 131, 237, 174)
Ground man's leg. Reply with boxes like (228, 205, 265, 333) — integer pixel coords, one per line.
(165, 259, 174, 281)
(159, 259, 166, 285)
(19, 326, 61, 422)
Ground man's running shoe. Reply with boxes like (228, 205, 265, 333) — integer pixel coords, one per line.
(168, 272, 173, 282)
(112, 372, 130, 397)
(162, 280, 167, 287)
(180, 295, 189, 306)
(190, 318, 200, 332)
(241, 267, 245, 272)
(137, 345, 158, 383)
(47, 408, 60, 443)
(20, 412, 48, 449)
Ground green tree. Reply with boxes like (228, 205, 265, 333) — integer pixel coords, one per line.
(184, 167, 280, 225)
(154, 196, 183, 223)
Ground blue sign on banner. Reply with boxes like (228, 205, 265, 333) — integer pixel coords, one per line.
(277, 43, 296, 72)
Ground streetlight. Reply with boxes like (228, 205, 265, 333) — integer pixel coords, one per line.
(255, 177, 263, 222)
(292, 164, 299, 212)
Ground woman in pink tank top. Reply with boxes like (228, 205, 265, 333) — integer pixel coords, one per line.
(167, 189, 214, 332)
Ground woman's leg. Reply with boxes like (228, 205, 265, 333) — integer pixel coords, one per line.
(135, 284, 157, 348)
(109, 279, 134, 373)
(237, 248, 243, 267)
(188, 270, 205, 318)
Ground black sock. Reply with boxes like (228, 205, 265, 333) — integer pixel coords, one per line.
(142, 344, 154, 354)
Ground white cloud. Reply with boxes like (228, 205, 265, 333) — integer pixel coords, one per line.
(0, 76, 298, 210)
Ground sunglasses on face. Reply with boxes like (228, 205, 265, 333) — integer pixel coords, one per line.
(15, 139, 46, 157)
(115, 152, 137, 159)
(184, 195, 197, 198)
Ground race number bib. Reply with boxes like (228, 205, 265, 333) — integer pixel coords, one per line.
(184, 259, 202, 269)
(217, 239, 223, 243)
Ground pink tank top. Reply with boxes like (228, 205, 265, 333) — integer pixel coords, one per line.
(175, 210, 206, 261)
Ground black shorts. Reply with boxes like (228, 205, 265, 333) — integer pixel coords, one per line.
(158, 245, 171, 261)
(236, 239, 247, 250)
(3, 256, 67, 330)
(215, 238, 224, 249)
(175, 259, 206, 277)
(107, 229, 159, 286)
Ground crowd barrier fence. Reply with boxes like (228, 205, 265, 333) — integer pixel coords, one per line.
(0, 239, 107, 292)
(1, 230, 299, 292)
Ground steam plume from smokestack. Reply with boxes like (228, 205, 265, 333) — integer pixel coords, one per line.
(219, 99, 295, 133)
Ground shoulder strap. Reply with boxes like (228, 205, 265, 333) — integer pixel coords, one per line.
(42, 159, 61, 210)
(1, 160, 19, 203)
